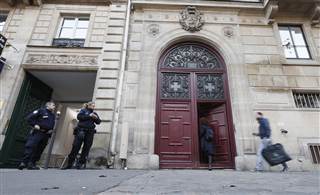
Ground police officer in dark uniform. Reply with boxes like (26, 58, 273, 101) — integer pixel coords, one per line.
(18, 102, 56, 170)
(63, 101, 101, 169)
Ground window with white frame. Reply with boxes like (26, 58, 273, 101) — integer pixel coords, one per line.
(58, 17, 89, 39)
(0, 14, 8, 32)
(279, 26, 311, 59)
(293, 91, 320, 108)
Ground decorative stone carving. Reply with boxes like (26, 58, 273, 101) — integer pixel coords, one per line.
(147, 24, 160, 37)
(179, 6, 204, 32)
(223, 26, 234, 38)
(25, 54, 98, 65)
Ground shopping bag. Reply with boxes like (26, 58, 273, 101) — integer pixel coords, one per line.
(262, 143, 291, 166)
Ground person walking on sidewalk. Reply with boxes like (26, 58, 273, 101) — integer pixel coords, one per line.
(199, 117, 214, 171)
(18, 102, 56, 170)
(252, 112, 288, 172)
(63, 102, 101, 169)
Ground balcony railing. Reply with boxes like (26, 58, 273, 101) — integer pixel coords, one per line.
(52, 38, 85, 48)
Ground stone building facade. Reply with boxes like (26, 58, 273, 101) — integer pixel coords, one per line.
(0, 0, 319, 171)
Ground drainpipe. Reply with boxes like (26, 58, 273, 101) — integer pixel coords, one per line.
(108, 0, 131, 167)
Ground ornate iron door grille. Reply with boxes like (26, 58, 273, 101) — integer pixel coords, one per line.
(160, 73, 190, 99)
(197, 74, 224, 100)
(161, 44, 223, 70)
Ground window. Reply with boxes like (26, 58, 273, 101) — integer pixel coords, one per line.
(53, 16, 89, 47)
(309, 144, 320, 164)
(279, 26, 311, 59)
(293, 91, 320, 108)
(58, 17, 89, 39)
(0, 14, 8, 32)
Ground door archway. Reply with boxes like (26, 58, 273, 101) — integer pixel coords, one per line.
(155, 42, 236, 169)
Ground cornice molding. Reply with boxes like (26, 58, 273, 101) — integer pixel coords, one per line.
(132, 0, 264, 10)
(310, 3, 320, 26)
(264, 0, 278, 24)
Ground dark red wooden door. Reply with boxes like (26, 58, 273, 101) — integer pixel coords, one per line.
(206, 104, 233, 168)
(158, 102, 193, 168)
(156, 42, 236, 169)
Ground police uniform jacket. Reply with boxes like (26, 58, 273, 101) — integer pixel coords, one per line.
(77, 108, 101, 130)
(26, 108, 55, 131)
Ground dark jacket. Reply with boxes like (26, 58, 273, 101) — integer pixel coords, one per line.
(200, 124, 214, 156)
(258, 117, 271, 139)
(77, 108, 101, 130)
(26, 108, 55, 131)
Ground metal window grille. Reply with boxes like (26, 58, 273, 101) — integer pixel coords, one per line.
(308, 144, 320, 164)
(293, 92, 320, 108)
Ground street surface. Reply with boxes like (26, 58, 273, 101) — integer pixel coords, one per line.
(1, 169, 319, 195)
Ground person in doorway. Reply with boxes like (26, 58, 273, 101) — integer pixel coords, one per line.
(18, 101, 56, 170)
(199, 117, 214, 171)
(252, 112, 288, 172)
(62, 101, 101, 169)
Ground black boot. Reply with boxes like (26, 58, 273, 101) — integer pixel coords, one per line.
(76, 162, 85, 170)
(61, 159, 73, 170)
(27, 162, 40, 170)
(18, 162, 26, 170)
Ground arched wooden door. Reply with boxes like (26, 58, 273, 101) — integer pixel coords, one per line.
(155, 42, 236, 169)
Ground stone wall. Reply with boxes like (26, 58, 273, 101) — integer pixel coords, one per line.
(119, 3, 320, 170)
(0, 3, 128, 164)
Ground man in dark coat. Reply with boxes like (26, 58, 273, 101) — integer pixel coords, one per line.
(63, 101, 101, 169)
(18, 102, 56, 170)
(199, 117, 214, 171)
(253, 112, 288, 172)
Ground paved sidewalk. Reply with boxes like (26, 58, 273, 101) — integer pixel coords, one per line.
(100, 170, 320, 195)
(1, 169, 319, 195)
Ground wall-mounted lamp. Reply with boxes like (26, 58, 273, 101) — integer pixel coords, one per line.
(280, 128, 288, 134)
(0, 57, 14, 70)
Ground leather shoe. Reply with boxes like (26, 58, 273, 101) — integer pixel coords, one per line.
(27, 165, 40, 170)
(18, 162, 26, 170)
(27, 163, 40, 170)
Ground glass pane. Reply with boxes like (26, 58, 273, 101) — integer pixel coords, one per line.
(0, 16, 6, 22)
(77, 19, 89, 28)
(62, 18, 76, 28)
(291, 27, 307, 46)
(279, 27, 294, 46)
(59, 28, 73, 38)
(75, 29, 87, 38)
(284, 47, 297, 58)
(0, 22, 4, 32)
(296, 47, 310, 59)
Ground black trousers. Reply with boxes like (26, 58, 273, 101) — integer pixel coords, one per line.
(67, 130, 95, 165)
(22, 130, 50, 165)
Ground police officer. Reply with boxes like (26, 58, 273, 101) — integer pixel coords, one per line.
(63, 101, 101, 169)
(18, 102, 56, 170)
